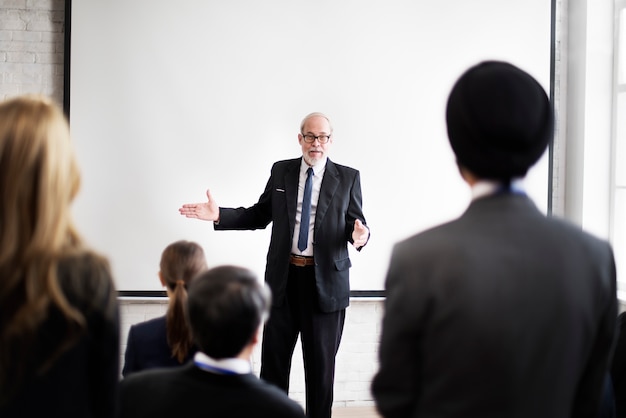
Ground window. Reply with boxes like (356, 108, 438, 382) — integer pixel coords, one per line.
(612, 0, 626, 295)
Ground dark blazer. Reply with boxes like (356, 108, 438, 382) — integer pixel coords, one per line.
(119, 362, 306, 418)
(610, 312, 626, 418)
(216, 158, 367, 313)
(372, 193, 618, 418)
(1, 252, 119, 418)
(122, 315, 196, 376)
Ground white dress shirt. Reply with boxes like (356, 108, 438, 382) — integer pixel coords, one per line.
(291, 157, 327, 256)
(193, 351, 252, 375)
(470, 178, 525, 201)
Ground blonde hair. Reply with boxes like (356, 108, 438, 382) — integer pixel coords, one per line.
(160, 240, 208, 362)
(0, 95, 85, 394)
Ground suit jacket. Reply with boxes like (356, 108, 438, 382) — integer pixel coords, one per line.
(372, 193, 617, 418)
(610, 312, 626, 417)
(122, 315, 197, 376)
(216, 158, 368, 312)
(1, 252, 119, 418)
(119, 362, 306, 418)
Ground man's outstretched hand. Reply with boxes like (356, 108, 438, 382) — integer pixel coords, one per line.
(179, 189, 220, 222)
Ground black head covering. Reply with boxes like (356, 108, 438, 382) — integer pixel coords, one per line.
(446, 61, 554, 180)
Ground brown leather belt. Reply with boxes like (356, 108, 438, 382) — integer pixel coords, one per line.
(290, 254, 315, 267)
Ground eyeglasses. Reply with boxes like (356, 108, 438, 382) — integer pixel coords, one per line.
(302, 134, 331, 144)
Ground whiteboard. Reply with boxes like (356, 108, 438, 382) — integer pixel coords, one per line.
(69, 0, 553, 292)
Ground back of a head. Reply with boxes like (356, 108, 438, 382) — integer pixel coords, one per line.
(160, 240, 208, 362)
(0, 95, 85, 403)
(0, 95, 81, 263)
(186, 265, 271, 359)
(446, 61, 554, 180)
(160, 240, 208, 291)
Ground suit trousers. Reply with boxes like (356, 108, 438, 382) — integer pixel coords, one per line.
(260, 264, 345, 418)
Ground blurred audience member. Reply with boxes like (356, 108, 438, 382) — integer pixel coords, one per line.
(0, 95, 119, 418)
(120, 265, 306, 418)
(123, 240, 208, 376)
(372, 61, 618, 418)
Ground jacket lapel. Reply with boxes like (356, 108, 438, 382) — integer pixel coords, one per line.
(315, 159, 339, 232)
(285, 159, 300, 235)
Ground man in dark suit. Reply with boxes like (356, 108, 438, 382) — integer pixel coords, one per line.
(179, 112, 370, 418)
(371, 61, 618, 418)
(119, 265, 306, 418)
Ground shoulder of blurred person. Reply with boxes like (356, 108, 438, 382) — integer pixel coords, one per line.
(120, 362, 305, 418)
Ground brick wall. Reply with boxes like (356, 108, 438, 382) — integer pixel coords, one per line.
(0, 0, 65, 105)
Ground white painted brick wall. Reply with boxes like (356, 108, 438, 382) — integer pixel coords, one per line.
(0, 0, 65, 104)
(119, 297, 383, 409)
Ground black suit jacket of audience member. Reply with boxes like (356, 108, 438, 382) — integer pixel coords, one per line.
(373, 193, 618, 418)
(119, 362, 306, 418)
(122, 315, 196, 376)
(216, 157, 367, 313)
(0, 253, 119, 418)
(611, 312, 626, 418)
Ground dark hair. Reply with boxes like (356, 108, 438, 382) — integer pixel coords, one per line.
(159, 240, 208, 362)
(186, 265, 271, 359)
(446, 60, 553, 180)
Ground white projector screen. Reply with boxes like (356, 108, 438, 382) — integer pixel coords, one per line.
(69, 0, 553, 292)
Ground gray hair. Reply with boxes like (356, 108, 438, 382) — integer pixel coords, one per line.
(300, 112, 333, 134)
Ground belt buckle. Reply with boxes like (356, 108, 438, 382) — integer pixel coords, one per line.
(291, 255, 309, 267)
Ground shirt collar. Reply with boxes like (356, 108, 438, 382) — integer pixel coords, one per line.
(300, 157, 327, 175)
(193, 352, 252, 375)
(470, 178, 526, 200)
